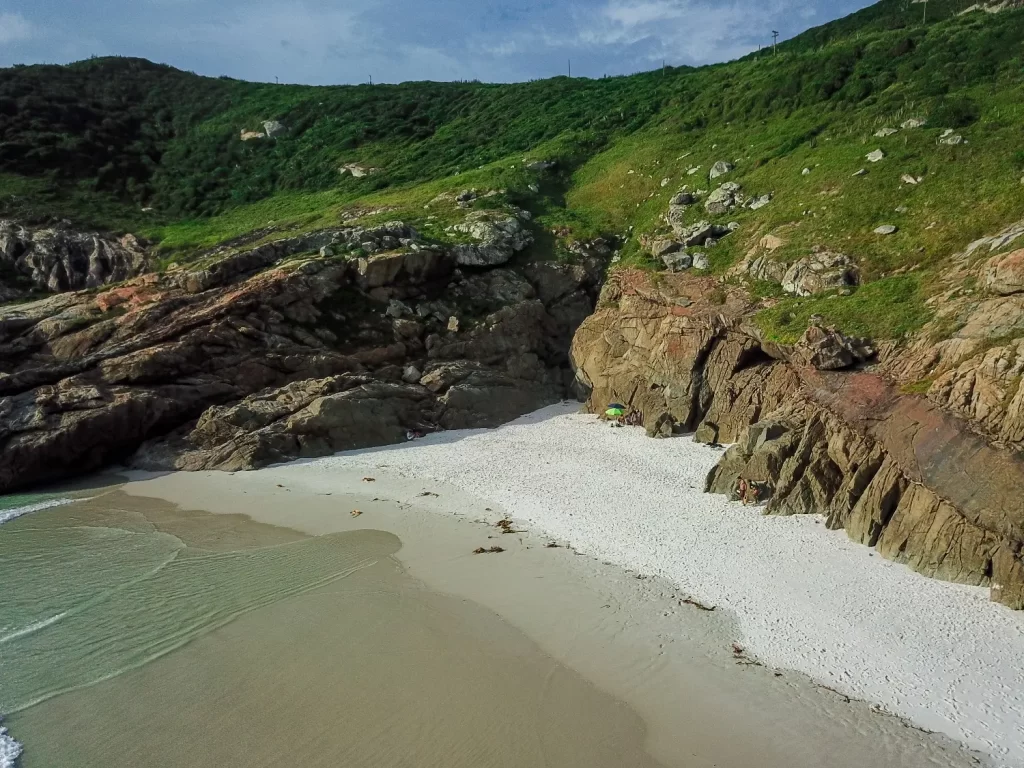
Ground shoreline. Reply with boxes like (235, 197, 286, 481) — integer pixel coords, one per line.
(118, 410, 1004, 767)
(123, 402, 1024, 767)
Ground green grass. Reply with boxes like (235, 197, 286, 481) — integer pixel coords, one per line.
(754, 274, 932, 342)
(3, 0, 1024, 341)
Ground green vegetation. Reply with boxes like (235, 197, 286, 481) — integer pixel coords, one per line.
(2, 0, 1024, 341)
(754, 275, 931, 343)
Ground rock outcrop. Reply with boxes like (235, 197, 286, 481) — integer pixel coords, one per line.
(0, 220, 150, 294)
(570, 266, 1024, 609)
(449, 211, 533, 267)
(0, 220, 602, 491)
(748, 249, 861, 296)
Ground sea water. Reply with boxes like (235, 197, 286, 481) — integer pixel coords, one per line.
(0, 494, 390, 767)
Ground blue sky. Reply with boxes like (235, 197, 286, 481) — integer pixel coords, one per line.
(0, 0, 875, 84)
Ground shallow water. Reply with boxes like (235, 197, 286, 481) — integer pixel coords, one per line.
(1, 491, 664, 768)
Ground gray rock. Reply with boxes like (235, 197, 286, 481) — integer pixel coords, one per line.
(0, 220, 150, 293)
(900, 174, 921, 185)
(708, 161, 734, 180)
(874, 127, 898, 137)
(650, 239, 682, 258)
(901, 117, 927, 129)
(402, 365, 423, 383)
(673, 220, 716, 247)
(525, 160, 555, 172)
(691, 252, 710, 270)
(339, 163, 380, 178)
(748, 194, 772, 210)
(661, 251, 693, 272)
(874, 224, 898, 235)
(853, 168, 868, 177)
(386, 299, 411, 318)
(670, 191, 695, 206)
(939, 130, 964, 146)
(262, 120, 287, 138)
(449, 211, 533, 267)
(781, 250, 859, 296)
(704, 182, 742, 215)
(802, 167, 812, 175)
(866, 149, 885, 163)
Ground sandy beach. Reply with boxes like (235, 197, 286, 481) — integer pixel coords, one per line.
(3, 403, 1022, 767)
(121, 402, 1024, 767)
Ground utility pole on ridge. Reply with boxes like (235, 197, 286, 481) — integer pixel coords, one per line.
(568, 59, 571, 78)
(772, 30, 779, 56)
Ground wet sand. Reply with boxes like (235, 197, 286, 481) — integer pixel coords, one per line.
(7, 493, 663, 768)
(114, 469, 983, 768)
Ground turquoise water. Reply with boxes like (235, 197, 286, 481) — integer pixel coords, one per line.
(0, 496, 394, 767)
(0, 493, 75, 525)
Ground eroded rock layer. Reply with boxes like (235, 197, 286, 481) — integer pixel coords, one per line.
(0, 222, 604, 490)
(570, 268, 1024, 609)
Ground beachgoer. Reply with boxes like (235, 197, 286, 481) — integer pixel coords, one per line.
(737, 478, 748, 505)
(747, 482, 762, 505)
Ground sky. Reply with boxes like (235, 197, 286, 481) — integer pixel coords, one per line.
(0, 0, 876, 85)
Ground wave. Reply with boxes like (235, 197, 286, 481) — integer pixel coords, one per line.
(0, 721, 21, 768)
(0, 612, 68, 645)
(0, 497, 75, 525)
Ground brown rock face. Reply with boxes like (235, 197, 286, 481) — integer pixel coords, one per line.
(571, 268, 1024, 609)
(0, 224, 603, 491)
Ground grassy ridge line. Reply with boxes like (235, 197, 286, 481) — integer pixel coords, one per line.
(2, 0, 1024, 342)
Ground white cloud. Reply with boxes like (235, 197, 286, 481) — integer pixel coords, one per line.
(0, 12, 34, 43)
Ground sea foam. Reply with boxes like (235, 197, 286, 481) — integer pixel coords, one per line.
(0, 497, 75, 525)
(0, 721, 22, 768)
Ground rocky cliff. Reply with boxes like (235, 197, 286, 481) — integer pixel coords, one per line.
(570, 225, 1024, 609)
(0, 216, 605, 490)
(0, 220, 150, 299)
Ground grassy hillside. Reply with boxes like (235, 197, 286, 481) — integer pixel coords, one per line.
(2, 0, 1024, 341)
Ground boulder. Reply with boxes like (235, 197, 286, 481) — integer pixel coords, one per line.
(240, 130, 264, 141)
(747, 194, 772, 210)
(708, 161, 734, 180)
(901, 117, 927, 129)
(781, 250, 859, 296)
(853, 168, 868, 177)
(692, 252, 710, 270)
(673, 220, 716, 247)
(670, 191, 695, 206)
(984, 248, 1024, 295)
(649, 239, 682, 258)
(874, 224, 898, 235)
(874, 127, 898, 137)
(449, 212, 533, 267)
(661, 251, 693, 272)
(704, 182, 742, 215)
(340, 163, 380, 178)
(900, 174, 921, 185)
(262, 120, 287, 138)
(794, 324, 875, 370)
(866, 149, 885, 163)
(525, 160, 555, 172)
(939, 130, 964, 146)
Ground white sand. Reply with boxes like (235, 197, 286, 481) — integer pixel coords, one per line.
(292, 403, 1024, 767)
